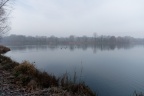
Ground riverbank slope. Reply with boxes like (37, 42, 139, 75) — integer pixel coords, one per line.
(0, 54, 96, 96)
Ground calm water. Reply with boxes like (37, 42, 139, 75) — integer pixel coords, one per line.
(5, 44, 144, 96)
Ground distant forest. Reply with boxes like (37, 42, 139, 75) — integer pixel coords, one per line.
(1, 34, 144, 45)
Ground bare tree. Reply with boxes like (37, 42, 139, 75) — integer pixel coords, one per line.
(93, 32, 97, 43)
(0, 0, 11, 39)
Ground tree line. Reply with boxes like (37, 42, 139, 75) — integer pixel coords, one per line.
(1, 34, 144, 45)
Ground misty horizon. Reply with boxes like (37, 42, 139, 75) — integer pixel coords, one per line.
(5, 34, 144, 39)
(10, 0, 144, 38)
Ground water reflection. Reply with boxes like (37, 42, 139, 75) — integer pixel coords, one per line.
(7, 43, 137, 52)
(4, 43, 144, 96)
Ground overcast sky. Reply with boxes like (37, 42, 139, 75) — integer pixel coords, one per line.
(10, 0, 144, 37)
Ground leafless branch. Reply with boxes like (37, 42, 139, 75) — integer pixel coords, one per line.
(0, 0, 12, 38)
(0, 0, 9, 9)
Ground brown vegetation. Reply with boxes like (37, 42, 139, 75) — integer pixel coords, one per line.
(0, 45, 10, 54)
(0, 55, 96, 96)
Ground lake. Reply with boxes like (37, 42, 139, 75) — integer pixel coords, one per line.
(5, 44, 144, 96)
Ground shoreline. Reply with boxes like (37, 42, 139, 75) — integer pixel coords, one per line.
(0, 54, 96, 96)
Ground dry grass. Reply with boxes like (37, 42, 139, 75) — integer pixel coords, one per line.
(66, 83, 96, 96)
(58, 72, 96, 96)
(0, 55, 96, 96)
(133, 91, 144, 96)
(34, 70, 59, 88)
(0, 55, 19, 70)
(13, 60, 58, 88)
(14, 61, 36, 76)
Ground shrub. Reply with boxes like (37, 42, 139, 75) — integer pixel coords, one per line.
(14, 61, 36, 76)
(0, 55, 19, 71)
(35, 71, 58, 88)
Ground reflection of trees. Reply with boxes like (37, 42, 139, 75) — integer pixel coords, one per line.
(9, 46, 27, 51)
(100, 44, 103, 51)
(69, 45, 74, 51)
(93, 44, 97, 53)
(9, 45, 59, 51)
(81, 44, 88, 51)
(8, 43, 137, 52)
(109, 44, 116, 50)
(2, 34, 143, 51)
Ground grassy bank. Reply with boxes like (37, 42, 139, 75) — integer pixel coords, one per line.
(0, 55, 96, 96)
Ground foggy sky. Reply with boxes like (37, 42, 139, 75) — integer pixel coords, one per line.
(10, 0, 144, 38)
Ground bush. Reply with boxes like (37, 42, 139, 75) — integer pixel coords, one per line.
(35, 71, 58, 88)
(0, 55, 19, 71)
(14, 61, 36, 76)
(13, 61, 58, 88)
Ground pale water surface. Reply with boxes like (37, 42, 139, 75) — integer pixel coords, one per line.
(5, 45, 144, 96)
